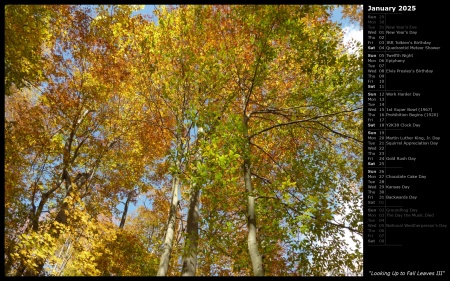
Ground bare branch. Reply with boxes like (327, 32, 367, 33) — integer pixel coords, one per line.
(249, 107, 362, 139)
(255, 195, 362, 236)
(244, 49, 263, 115)
(249, 108, 294, 120)
(312, 121, 362, 143)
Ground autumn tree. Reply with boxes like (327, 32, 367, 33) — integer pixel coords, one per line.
(5, 5, 168, 276)
(132, 6, 234, 275)
(5, 5, 56, 96)
(5, 4, 362, 277)
(174, 5, 363, 276)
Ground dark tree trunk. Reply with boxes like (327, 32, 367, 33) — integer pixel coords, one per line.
(119, 190, 134, 229)
(181, 184, 200, 276)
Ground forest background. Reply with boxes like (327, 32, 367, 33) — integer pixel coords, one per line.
(4, 4, 363, 276)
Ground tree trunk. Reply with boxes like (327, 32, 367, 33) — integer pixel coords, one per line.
(8, 192, 50, 275)
(119, 190, 134, 229)
(22, 171, 86, 276)
(156, 174, 180, 276)
(181, 184, 200, 276)
(23, 200, 70, 276)
(243, 115, 265, 276)
(18, 140, 109, 276)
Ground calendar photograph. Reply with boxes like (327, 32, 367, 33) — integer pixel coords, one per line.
(4, 4, 365, 276)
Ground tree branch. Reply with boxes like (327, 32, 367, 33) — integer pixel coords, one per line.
(249, 107, 362, 139)
(312, 120, 362, 143)
(255, 195, 362, 236)
(244, 48, 263, 115)
(249, 108, 294, 121)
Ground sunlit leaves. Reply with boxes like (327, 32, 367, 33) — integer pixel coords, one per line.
(4, 5, 56, 95)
